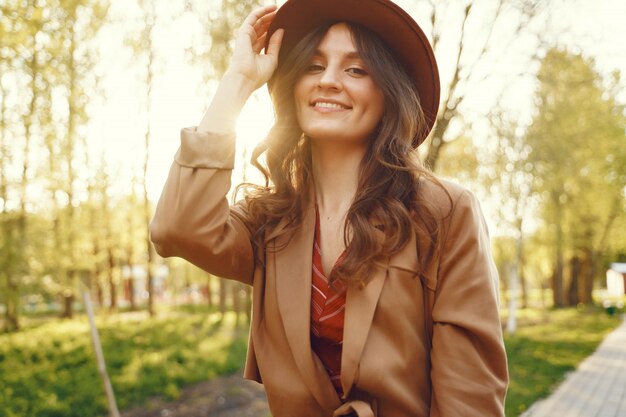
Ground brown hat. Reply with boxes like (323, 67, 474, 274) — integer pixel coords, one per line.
(265, 0, 440, 147)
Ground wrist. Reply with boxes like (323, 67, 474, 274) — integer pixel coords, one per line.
(197, 72, 256, 133)
(221, 70, 258, 99)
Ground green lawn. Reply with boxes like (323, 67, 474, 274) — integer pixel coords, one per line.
(0, 306, 622, 417)
(504, 307, 622, 416)
(0, 310, 248, 417)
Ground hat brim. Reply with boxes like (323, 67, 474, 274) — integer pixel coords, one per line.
(265, 0, 440, 147)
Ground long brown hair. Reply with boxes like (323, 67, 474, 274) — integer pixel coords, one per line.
(240, 22, 449, 285)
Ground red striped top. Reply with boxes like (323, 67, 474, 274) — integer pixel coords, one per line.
(310, 207, 347, 396)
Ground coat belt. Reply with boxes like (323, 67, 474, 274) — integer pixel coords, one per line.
(333, 400, 375, 417)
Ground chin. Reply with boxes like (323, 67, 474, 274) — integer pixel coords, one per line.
(308, 133, 368, 146)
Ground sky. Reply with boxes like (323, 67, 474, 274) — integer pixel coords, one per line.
(86, 0, 626, 235)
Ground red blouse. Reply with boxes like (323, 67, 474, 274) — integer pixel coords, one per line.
(310, 207, 347, 396)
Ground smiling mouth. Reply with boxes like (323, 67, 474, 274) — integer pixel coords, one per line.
(311, 101, 352, 110)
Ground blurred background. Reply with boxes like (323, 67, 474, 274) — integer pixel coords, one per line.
(1, 0, 625, 416)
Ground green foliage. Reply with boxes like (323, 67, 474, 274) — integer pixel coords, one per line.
(1, 0, 113, 325)
(0, 311, 248, 417)
(435, 135, 479, 184)
(504, 307, 621, 416)
(485, 47, 626, 306)
(527, 48, 626, 262)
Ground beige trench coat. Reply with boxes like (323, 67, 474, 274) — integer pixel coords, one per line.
(150, 128, 508, 417)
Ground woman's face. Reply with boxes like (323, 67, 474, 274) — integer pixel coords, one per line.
(293, 23, 385, 146)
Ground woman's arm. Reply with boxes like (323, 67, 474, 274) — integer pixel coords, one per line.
(199, 5, 284, 134)
(149, 128, 254, 283)
(429, 189, 509, 416)
(149, 6, 284, 284)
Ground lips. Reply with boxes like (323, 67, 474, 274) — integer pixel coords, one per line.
(310, 98, 352, 110)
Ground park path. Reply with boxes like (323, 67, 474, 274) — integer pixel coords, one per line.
(121, 371, 270, 417)
(521, 316, 626, 417)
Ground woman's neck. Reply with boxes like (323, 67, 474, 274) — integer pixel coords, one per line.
(311, 140, 366, 212)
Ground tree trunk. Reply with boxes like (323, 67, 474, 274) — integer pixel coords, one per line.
(185, 265, 193, 305)
(96, 279, 104, 308)
(91, 242, 102, 309)
(62, 11, 78, 320)
(139, 0, 157, 318)
(567, 256, 581, 306)
(3, 274, 20, 332)
(582, 248, 595, 305)
(123, 199, 136, 310)
(12, 46, 39, 329)
(232, 283, 242, 327)
(206, 275, 213, 308)
(244, 285, 252, 323)
(127, 274, 136, 310)
(515, 223, 528, 309)
(219, 279, 228, 316)
(108, 247, 117, 310)
(0, 66, 18, 332)
(61, 286, 75, 319)
(146, 239, 155, 316)
(553, 253, 564, 307)
(552, 197, 565, 308)
(5, 302, 19, 332)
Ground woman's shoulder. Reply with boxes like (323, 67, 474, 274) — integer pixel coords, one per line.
(416, 176, 476, 214)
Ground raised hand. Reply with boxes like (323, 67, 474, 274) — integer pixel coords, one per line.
(198, 6, 284, 133)
(227, 5, 284, 91)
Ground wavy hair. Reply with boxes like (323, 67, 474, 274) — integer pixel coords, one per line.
(240, 22, 449, 285)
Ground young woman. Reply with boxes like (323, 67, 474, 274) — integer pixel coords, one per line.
(150, 0, 508, 416)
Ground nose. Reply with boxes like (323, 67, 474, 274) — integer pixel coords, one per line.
(318, 65, 342, 91)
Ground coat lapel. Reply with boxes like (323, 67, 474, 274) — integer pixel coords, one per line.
(340, 229, 418, 398)
(275, 200, 341, 411)
(340, 258, 388, 398)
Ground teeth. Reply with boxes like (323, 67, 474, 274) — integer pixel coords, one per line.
(314, 102, 348, 109)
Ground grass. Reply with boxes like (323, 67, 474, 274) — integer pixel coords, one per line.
(0, 310, 249, 417)
(504, 306, 622, 416)
(0, 305, 622, 417)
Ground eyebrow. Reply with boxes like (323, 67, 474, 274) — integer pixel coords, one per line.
(312, 49, 362, 60)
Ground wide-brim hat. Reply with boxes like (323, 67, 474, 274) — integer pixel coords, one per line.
(265, 0, 440, 147)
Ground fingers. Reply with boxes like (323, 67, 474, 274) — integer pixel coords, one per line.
(265, 28, 284, 59)
(251, 9, 276, 46)
(252, 32, 267, 54)
(252, 9, 276, 33)
(239, 5, 278, 51)
(242, 4, 277, 29)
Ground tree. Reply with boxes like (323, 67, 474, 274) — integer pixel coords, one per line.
(126, 0, 164, 316)
(481, 110, 536, 308)
(526, 48, 626, 307)
(0, 0, 51, 330)
(0, 8, 18, 330)
(415, 0, 549, 171)
(0, 0, 110, 324)
(53, 0, 110, 318)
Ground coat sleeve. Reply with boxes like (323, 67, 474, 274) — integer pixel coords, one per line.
(429, 189, 508, 416)
(149, 127, 255, 285)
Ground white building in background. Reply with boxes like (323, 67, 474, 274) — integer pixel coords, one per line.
(119, 264, 169, 307)
(606, 263, 626, 297)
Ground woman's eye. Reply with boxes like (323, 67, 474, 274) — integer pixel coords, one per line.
(307, 64, 324, 72)
(346, 67, 368, 76)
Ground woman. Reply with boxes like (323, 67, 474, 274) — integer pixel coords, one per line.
(150, 0, 508, 416)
